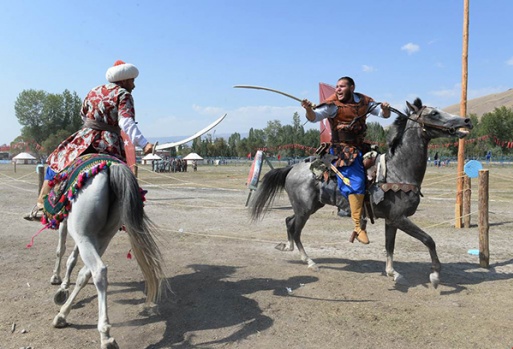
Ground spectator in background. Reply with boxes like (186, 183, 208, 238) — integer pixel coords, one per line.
(486, 150, 492, 163)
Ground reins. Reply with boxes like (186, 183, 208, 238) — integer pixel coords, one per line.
(317, 99, 459, 135)
(385, 103, 459, 135)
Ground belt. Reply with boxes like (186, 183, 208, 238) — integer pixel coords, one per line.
(83, 119, 121, 134)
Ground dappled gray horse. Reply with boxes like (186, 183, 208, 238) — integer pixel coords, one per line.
(250, 98, 472, 288)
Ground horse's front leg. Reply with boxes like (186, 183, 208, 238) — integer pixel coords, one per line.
(384, 223, 406, 284)
(395, 217, 441, 288)
(50, 221, 68, 285)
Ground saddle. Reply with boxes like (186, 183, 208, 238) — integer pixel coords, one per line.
(43, 154, 125, 229)
(310, 143, 422, 224)
(310, 143, 381, 223)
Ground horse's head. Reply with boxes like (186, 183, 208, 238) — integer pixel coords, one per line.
(405, 98, 473, 139)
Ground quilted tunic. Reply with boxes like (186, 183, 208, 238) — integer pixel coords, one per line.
(47, 83, 135, 172)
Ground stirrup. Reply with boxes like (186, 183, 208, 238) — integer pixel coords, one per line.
(349, 230, 369, 244)
(23, 205, 43, 221)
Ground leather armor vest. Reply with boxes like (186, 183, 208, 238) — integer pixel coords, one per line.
(323, 93, 374, 144)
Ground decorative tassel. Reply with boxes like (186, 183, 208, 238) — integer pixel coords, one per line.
(39, 158, 144, 233)
(26, 226, 48, 248)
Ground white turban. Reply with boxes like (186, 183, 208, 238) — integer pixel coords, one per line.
(105, 60, 139, 83)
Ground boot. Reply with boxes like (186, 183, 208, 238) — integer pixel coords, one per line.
(23, 180, 51, 221)
(36, 180, 52, 208)
(348, 194, 369, 244)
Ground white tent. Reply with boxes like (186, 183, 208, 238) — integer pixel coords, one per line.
(183, 152, 203, 160)
(12, 152, 37, 164)
(183, 152, 204, 165)
(141, 153, 162, 165)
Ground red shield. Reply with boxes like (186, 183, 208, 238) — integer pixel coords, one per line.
(121, 131, 137, 174)
(319, 83, 335, 143)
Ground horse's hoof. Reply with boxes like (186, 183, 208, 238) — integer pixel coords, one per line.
(430, 272, 440, 289)
(307, 263, 319, 272)
(275, 243, 286, 251)
(101, 338, 119, 349)
(53, 314, 68, 328)
(54, 289, 69, 305)
(50, 275, 62, 285)
(394, 272, 408, 285)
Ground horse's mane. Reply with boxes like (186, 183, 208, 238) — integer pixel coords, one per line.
(387, 98, 423, 155)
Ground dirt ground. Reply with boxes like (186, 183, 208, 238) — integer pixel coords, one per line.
(1, 161, 513, 349)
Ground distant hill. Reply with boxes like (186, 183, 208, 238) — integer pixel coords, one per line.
(443, 88, 513, 117)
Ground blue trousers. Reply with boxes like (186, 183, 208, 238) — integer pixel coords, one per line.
(44, 167, 57, 181)
(334, 152, 366, 198)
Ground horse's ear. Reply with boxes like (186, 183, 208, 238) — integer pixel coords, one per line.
(413, 98, 423, 109)
(406, 101, 418, 113)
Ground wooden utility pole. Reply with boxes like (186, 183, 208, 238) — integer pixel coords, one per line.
(478, 170, 489, 268)
(456, 0, 470, 228)
(462, 176, 471, 228)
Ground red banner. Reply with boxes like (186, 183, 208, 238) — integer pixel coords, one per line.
(319, 82, 335, 143)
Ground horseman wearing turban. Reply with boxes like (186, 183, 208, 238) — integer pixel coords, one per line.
(24, 60, 154, 220)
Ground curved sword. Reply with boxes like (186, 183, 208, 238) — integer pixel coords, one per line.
(155, 113, 227, 151)
(234, 85, 316, 108)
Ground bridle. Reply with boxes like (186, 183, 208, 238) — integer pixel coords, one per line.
(327, 100, 462, 136)
(388, 104, 460, 135)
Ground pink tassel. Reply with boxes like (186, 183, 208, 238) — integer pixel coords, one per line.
(26, 226, 49, 248)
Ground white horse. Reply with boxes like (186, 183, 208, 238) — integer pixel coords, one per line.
(44, 155, 166, 349)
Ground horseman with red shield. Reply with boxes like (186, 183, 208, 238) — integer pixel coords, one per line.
(301, 76, 391, 244)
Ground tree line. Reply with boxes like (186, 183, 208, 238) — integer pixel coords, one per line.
(12, 89, 513, 160)
(14, 89, 83, 154)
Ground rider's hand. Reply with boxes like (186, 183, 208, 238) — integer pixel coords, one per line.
(381, 102, 391, 118)
(302, 99, 317, 122)
(301, 99, 314, 110)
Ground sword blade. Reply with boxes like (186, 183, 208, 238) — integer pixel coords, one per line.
(234, 85, 304, 103)
(155, 114, 227, 151)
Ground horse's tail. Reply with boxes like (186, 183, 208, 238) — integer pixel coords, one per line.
(250, 166, 293, 220)
(109, 163, 167, 304)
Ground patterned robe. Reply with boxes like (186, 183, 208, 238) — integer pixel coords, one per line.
(47, 83, 135, 172)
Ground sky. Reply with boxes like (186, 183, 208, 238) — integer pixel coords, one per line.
(1, 0, 513, 146)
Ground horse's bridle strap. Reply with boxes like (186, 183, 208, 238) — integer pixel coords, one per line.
(395, 105, 457, 135)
